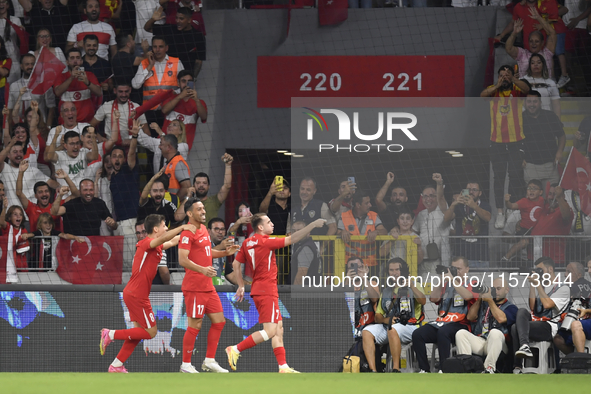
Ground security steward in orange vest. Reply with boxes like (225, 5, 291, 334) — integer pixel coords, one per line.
(131, 36, 183, 125)
(337, 190, 387, 276)
(160, 134, 191, 200)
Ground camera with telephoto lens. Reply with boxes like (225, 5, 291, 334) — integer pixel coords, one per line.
(560, 299, 583, 332)
(389, 310, 411, 328)
(472, 284, 497, 298)
(436, 265, 458, 277)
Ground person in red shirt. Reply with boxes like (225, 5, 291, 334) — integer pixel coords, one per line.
(225, 213, 325, 373)
(161, 70, 207, 150)
(178, 197, 238, 374)
(530, 184, 573, 265)
(53, 48, 102, 123)
(501, 179, 545, 262)
(98, 214, 195, 373)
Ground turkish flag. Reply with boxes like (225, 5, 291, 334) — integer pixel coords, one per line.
(6, 18, 29, 56)
(27, 47, 65, 95)
(0, 236, 8, 283)
(134, 89, 175, 119)
(56, 236, 124, 284)
(560, 147, 591, 216)
(318, 0, 348, 26)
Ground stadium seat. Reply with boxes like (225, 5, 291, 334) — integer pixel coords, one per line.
(523, 341, 556, 374)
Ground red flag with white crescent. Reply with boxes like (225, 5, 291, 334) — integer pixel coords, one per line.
(56, 236, 124, 284)
(560, 147, 591, 217)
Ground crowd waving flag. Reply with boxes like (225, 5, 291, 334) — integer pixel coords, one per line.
(560, 147, 591, 216)
(56, 236, 124, 284)
(27, 47, 65, 95)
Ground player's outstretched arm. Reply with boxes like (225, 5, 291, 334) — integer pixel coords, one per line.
(232, 259, 245, 301)
(285, 219, 326, 246)
(150, 224, 196, 249)
(162, 235, 180, 250)
(179, 248, 216, 277)
(211, 244, 240, 258)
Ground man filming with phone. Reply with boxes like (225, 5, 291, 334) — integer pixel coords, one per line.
(345, 256, 380, 339)
(161, 70, 207, 150)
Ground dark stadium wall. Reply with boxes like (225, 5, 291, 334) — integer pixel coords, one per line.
(192, 8, 498, 199)
(0, 289, 354, 372)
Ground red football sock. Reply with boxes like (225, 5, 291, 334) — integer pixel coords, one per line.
(113, 327, 152, 341)
(237, 334, 257, 352)
(183, 327, 200, 363)
(116, 339, 140, 363)
(273, 347, 287, 366)
(206, 322, 225, 359)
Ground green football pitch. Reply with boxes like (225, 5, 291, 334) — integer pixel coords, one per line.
(0, 373, 582, 394)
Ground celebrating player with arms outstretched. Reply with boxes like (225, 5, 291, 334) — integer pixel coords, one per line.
(99, 214, 196, 373)
(226, 213, 325, 373)
(179, 197, 239, 373)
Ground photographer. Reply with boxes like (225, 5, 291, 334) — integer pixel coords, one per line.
(554, 262, 591, 354)
(456, 277, 517, 373)
(512, 257, 570, 373)
(361, 258, 426, 373)
(346, 256, 380, 339)
(412, 256, 477, 373)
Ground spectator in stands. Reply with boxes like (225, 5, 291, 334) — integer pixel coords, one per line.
(574, 115, 591, 157)
(112, 33, 149, 87)
(8, 54, 56, 125)
(512, 257, 569, 373)
(161, 134, 190, 199)
(501, 179, 545, 262)
(564, 186, 591, 263)
(412, 174, 451, 276)
(192, 153, 233, 225)
(2, 109, 40, 168)
(82, 35, 113, 98)
(456, 277, 517, 374)
(26, 1, 78, 51)
(0, 37, 11, 108)
(1, 204, 28, 282)
(290, 220, 321, 285)
(208, 217, 238, 285)
(46, 102, 91, 146)
(134, 0, 162, 55)
(51, 181, 118, 236)
(110, 122, 140, 265)
(66, 0, 117, 61)
(29, 28, 67, 67)
(505, 14, 556, 79)
(45, 128, 99, 189)
(443, 181, 491, 267)
(53, 49, 102, 124)
(554, 262, 591, 354)
(0, 2, 21, 84)
(337, 190, 387, 277)
(363, 258, 425, 373)
(138, 120, 188, 173)
(523, 56, 561, 117)
(228, 202, 253, 243)
(412, 256, 477, 373)
(0, 140, 59, 210)
(375, 172, 409, 232)
(161, 70, 207, 149)
(290, 177, 336, 236)
(328, 179, 355, 224)
(530, 184, 573, 265)
(259, 177, 290, 236)
(94, 152, 114, 236)
(563, 0, 591, 88)
(144, 6, 206, 75)
(17, 161, 78, 232)
(162, 0, 204, 31)
(522, 91, 565, 187)
(135, 219, 171, 285)
(380, 208, 423, 277)
(83, 122, 118, 181)
(131, 36, 184, 124)
(91, 82, 149, 144)
(481, 65, 529, 230)
(138, 167, 186, 226)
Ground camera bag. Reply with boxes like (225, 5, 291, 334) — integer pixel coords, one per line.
(560, 352, 591, 374)
(441, 355, 484, 373)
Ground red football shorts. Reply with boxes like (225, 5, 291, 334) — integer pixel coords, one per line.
(123, 292, 156, 329)
(252, 295, 282, 324)
(183, 290, 223, 319)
